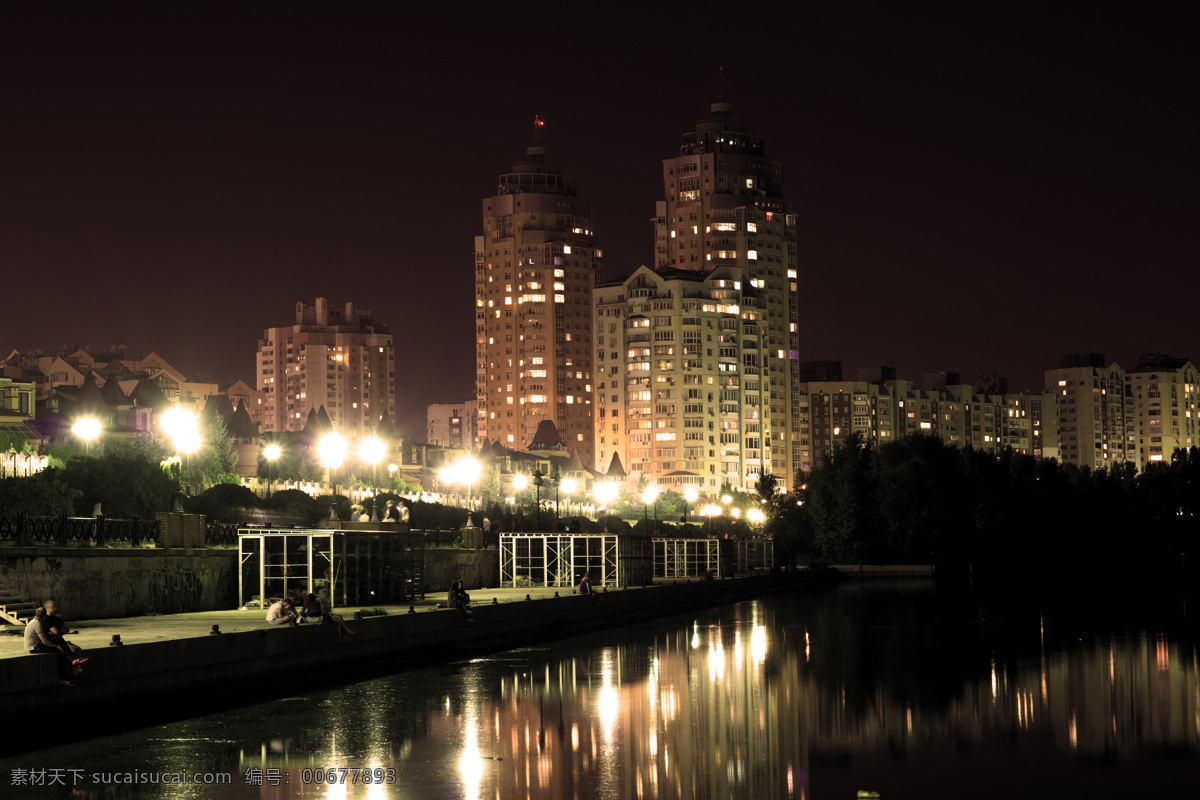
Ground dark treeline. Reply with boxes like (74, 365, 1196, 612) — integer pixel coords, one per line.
(768, 433, 1200, 583)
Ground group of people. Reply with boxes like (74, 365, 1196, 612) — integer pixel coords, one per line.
(346, 500, 409, 523)
(24, 601, 88, 687)
(266, 587, 356, 640)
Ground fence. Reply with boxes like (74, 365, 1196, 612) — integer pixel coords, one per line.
(0, 513, 160, 547)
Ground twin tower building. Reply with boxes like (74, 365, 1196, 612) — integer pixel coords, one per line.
(475, 94, 801, 494)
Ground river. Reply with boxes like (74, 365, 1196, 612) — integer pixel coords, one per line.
(3, 579, 1197, 798)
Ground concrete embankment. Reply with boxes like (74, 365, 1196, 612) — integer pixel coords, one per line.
(4, 572, 816, 744)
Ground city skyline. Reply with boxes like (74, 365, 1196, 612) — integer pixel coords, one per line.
(4, 4, 1195, 440)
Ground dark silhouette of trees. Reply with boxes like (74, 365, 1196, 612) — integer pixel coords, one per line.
(769, 436, 1200, 582)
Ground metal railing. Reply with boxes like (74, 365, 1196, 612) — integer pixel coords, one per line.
(0, 513, 160, 547)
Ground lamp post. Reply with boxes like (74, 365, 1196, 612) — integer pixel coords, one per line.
(641, 484, 659, 532)
(683, 485, 699, 526)
(72, 417, 102, 456)
(593, 481, 618, 533)
(560, 478, 577, 527)
(160, 406, 201, 496)
(262, 443, 281, 499)
(532, 469, 544, 531)
(356, 436, 386, 521)
(317, 432, 348, 522)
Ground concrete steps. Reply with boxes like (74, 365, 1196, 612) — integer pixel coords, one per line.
(0, 589, 37, 626)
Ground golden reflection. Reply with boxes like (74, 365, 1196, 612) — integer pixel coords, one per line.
(734, 630, 744, 670)
(751, 625, 767, 664)
(459, 708, 484, 800)
(691, 623, 701, 650)
(707, 640, 726, 682)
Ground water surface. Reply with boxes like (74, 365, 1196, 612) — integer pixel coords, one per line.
(3, 581, 1197, 798)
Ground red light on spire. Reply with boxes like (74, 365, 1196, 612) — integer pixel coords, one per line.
(535, 115, 545, 127)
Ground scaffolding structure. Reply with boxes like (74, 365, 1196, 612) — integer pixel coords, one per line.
(652, 538, 735, 578)
(499, 533, 652, 588)
(238, 528, 424, 609)
(737, 540, 775, 572)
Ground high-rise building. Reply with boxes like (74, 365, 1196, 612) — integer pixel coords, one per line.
(1044, 352, 1133, 469)
(653, 87, 801, 487)
(1125, 352, 1200, 467)
(594, 265, 767, 493)
(475, 121, 601, 464)
(256, 298, 395, 435)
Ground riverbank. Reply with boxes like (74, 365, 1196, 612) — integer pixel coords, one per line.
(3, 572, 823, 749)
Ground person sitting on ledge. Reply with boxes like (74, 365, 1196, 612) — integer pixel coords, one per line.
(266, 593, 297, 626)
(576, 574, 601, 606)
(306, 587, 356, 640)
(44, 600, 88, 668)
(26, 607, 76, 686)
(449, 580, 473, 621)
(384, 500, 401, 522)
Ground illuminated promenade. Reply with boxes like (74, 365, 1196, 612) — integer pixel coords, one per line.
(3, 573, 816, 750)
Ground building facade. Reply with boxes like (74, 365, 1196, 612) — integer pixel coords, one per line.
(475, 124, 601, 464)
(256, 298, 395, 435)
(1124, 353, 1200, 467)
(593, 265, 767, 494)
(1044, 352, 1134, 470)
(427, 400, 477, 448)
(796, 375, 1058, 471)
(653, 93, 801, 487)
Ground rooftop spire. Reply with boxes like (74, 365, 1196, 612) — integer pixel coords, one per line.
(711, 67, 733, 117)
(528, 114, 547, 157)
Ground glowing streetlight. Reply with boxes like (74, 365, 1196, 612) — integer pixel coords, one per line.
(641, 484, 660, 528)
(72, 417, 102, 455)
(747, 507, 765, 524)
(356, 436, 387, 521)
(262, 443, 282, 498)
(317, 432, 348, 521)
(512, 473, 529, 492)
(560, 477, 578, 521)
(683, 485, 699, 525)
(440, 456, 483, 514)
(160, 406, 201, 494)
(594, 480, 618, 532)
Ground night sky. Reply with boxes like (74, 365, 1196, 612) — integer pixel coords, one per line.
(4, 3, 1195, 438)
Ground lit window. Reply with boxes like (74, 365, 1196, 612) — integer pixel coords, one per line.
(563, 245, 572, 254)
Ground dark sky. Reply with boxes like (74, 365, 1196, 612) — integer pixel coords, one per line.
(3, 2, 1196, 437)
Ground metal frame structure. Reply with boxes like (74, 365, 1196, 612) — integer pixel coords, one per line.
(238, 527, 426, 609)
(652, 538, 734, 578)
(737, 540, 775, 572)
(501, 533, 648, 588)
(238, 528, 337, 610)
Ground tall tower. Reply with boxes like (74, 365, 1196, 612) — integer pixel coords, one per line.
(655, 80, 801, 487)
(475, 120, 602, 464)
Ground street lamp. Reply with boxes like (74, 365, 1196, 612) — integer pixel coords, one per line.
(532, 469, 544, 531)
(356, 436, 387, 521)
(72, 417, 102, 455)
(560, 477, 578, 524)
(683, 485, 699, 525)
(593, 481, 618, 533)
(747, 507, 765, 525)
(641, 484, 659, 530)
(160, 406, 201, 495)
(317, 432, 348, 521)
(262, 443, 282, 499)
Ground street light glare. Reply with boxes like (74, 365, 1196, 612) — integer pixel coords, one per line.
(356, 436, 386, 465)
(263, 443, 282, 461)
(72, 417, 102, 443)
(747, 508, 765, 523)
(512, 474, 529, 491)
(642, 485, 660, 505)
(317, 432, 348, 469)
(593, 481, 618, 504)
(560, 477, 578, 495)
(160, 406, 201, 454)
(684, 486, 699, 503)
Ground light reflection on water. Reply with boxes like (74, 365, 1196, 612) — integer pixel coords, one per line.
(2, 582, 1199, 798)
